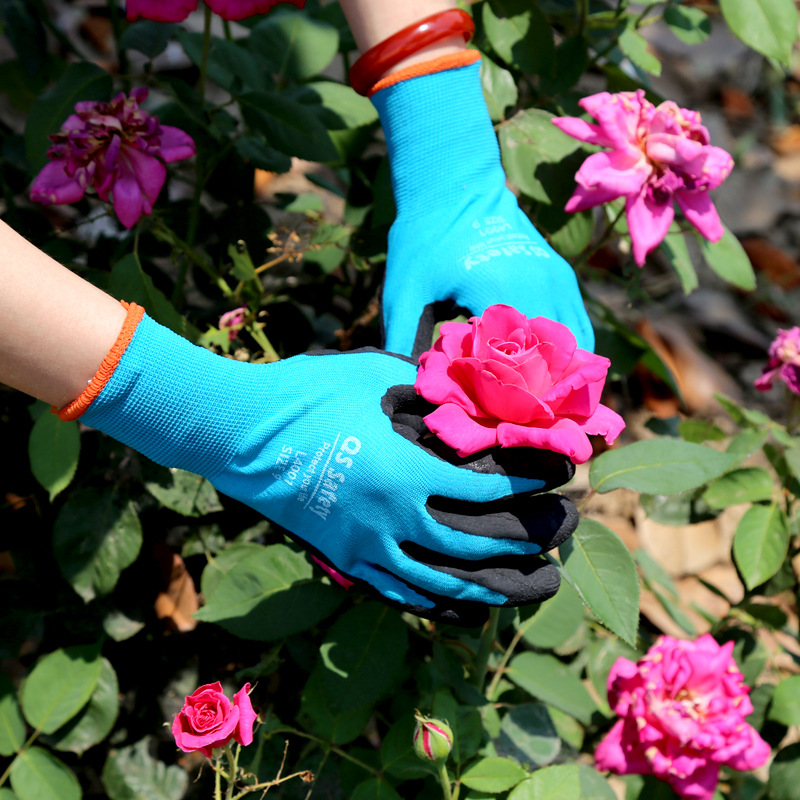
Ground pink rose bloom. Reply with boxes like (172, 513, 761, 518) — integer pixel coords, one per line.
(552, 91, 733, 266)
(126, 0, 305, 22)
(754, 326, 800, 396)
(595, 635, 770, 800)
(30, 88, 194, 229)
(414, 304, 624, 464)
(172, 682, 257, 757)
(219, 306, 248, 342)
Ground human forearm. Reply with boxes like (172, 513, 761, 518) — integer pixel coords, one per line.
(339, 0, 466, 76)
(0, 219, 127, 408)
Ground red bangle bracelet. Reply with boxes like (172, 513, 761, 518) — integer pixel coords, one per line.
(349, 8, 475, 96)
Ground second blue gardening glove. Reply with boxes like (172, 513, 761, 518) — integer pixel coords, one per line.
(371, 54, 594, 360)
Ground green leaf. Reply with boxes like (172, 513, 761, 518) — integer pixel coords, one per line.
(578, 764, 617, 800)
(483, 0, 554, 76)
(558, 519, 640, 646)
(53, 488, 142, 603)
(249, 10, 339, 80)
(47, 658, 118, 754)
(727, 429, 770, 459)
(461, 756, 528, 794)
(119, 21, 177, 59)
(101, 738, 187, 800)
(432, 691, 483, 764)
(25, 62, 111, 171)
(769, 675, 800, 724)
(28, 412, 79, 501)
(733, 502, 790, 590)
(508, 764, 581, 800)
(239, 91, 338, 163)
(0, 0, 48, 78)
(590, 439, 740, 495)
(0, 788, 20, 800)
(0, 674, 25, 756)
(177, 32, 264, 92)
(715, 393, 771, 429)
(143, 465, 223, 517)
(499, 109, 581, 203)
(495, 704, 560, 768)
(350, 779, 403, 800)
(784, 444, 800, 482)
(200, 542, 263, 601)
(507, 652, 597, 724)
(702, 467, 775, 508)
(108, 255, 199, 341)
(541, 36, 589, 96)
(586, 637, 640, 715)
(679, 419, 727, 443)
(699, 227, 756, 291)
(664, 5, 711, 44)
(636, 550, 696, 635)
(300, 670, 371, 746)
(659, 233, 698, 294)
(480, 54, 518, 122)
(303, 81, 378, 129)
(618, 26, 661, 76)
(520, 581, 584, 650)
(315, 602, 408, 712)
(769, 742, 800, 800)
(10, 748, 81, 800)
(194, 543, 342, 640)
(548, 211, 594, 260)
(234, 135, 292, 173)
(720, 0, 798, 65)
(20, 645, 102, 735)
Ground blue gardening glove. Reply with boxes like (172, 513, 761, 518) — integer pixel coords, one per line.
(371, 54, 594, 360)
(80, 310, 577, 625)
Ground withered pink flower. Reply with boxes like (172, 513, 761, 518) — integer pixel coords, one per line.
(552, 91, 733, 266)
(30, 88, 194, 229)
(219, 307, 248, 342)
(172, 682, 257, 757)
(414, 304, 624, 464)
(755, 326, 800, 396)
(126, 0, 305, 22)
(595, 635, 770, 800)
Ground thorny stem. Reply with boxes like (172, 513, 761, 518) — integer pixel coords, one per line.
(485, 614, 538, 701)
(572, 205, 627, 274)
(471, 607, 500, 693)
(438, 762, 454, 800)
(268, 726, 379, 776)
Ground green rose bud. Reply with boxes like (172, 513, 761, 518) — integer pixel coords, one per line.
(413, 711, 453, 763)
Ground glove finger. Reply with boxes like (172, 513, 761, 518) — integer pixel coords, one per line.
(426, 492, 578, 554)
(401, 542, 562, 607)
(382, 384, 575, 489)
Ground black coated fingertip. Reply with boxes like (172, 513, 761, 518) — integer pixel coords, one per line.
(401, 542, 563, 606)
(426, 492, 578, 552)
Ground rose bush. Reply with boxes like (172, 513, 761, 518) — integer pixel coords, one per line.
(552, 91, 733, 266)
(595, 635, 770, 800)
(172, 682, 257, 757)
(414, 304, 624, 463)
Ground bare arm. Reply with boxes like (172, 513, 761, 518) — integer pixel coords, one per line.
(0, 219, 127, 408)
(338, 0, 466, 74)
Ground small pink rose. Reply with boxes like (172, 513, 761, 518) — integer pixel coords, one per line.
(755, 326, 800, 396)
(414, 305, 624, 464)
(172, 681, 257, 757)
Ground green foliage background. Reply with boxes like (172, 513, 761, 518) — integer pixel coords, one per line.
(2, 1, 800, 798)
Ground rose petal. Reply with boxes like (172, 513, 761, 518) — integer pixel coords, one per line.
(497, 417, 594, 464)
(206, 0, 305, 20)
(565, 183, 626, 213)
(423, 403, 500, 457)
(626, 187, 675, 266)
(30, 161, 87, 205)
(469, 364, 553, 424)
(574, 150, 651, 197)
(416, 354, 484, 416)
(158, 125, 196, 163)
(675, 190, 724, 243)
(552, 116, 615, 147)
(126, 0, 197, 21)
(233, 684, 257, 747)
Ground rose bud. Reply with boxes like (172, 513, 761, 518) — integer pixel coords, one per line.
(413, 711, 453, 763)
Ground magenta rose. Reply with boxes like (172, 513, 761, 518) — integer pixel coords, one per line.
(126, 0, 305, 22)
(172, 682, 257, 757)
(414, 304, 624, 464)
(595, 635, 770, 800)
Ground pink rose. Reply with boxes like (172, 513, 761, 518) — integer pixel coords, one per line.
(126, 0, 305, 22)
(414, 304, 624, 464)
(595, 635, 770, 800)
(552, 91, 733, 266)
(754, 326, 800, 396)
(172, 682, 257, 757)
